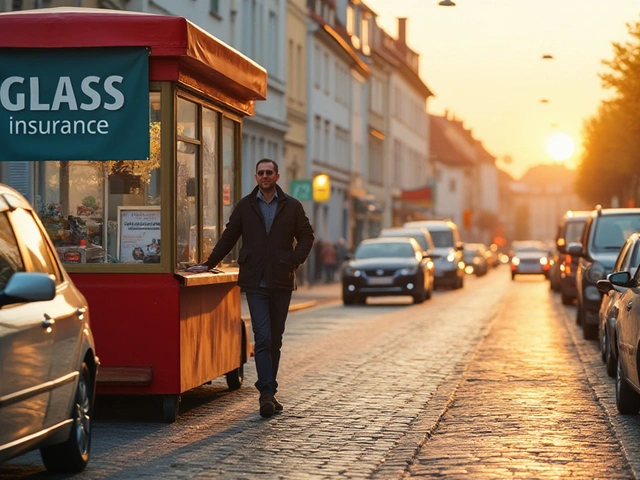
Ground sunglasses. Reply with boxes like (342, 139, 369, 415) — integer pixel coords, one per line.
(256, 170, 275, 176)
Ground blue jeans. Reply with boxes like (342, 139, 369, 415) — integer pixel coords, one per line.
(245, 288, 292, 396)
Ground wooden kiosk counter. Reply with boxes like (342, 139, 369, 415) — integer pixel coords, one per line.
(0, 8, 267, 422)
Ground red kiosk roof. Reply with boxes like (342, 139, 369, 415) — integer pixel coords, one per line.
(0, 7, 267, 105)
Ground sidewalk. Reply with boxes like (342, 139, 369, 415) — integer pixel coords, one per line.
(240, 281, 341, 321)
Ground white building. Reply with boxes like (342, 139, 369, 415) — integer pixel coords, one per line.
(306, 0, 370, 246)
(379, 19, 432, 227)
(129, 0, 288, 196)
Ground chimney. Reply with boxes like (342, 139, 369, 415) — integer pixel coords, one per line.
(397, 17, 407, 45)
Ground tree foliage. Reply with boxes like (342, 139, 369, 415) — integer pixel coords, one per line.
(577, 18, 640, 206)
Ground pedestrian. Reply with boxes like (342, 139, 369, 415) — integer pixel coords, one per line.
(187, 158, 315, 418)
(320, 240, 338, 283)
(335, 237, 348, 269)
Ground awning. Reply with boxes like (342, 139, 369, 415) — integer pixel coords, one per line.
(398, 186, 433, 207)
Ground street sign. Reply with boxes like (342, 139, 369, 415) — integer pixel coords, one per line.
(290, 179, 313, 201)
(313, 174, 330, 202)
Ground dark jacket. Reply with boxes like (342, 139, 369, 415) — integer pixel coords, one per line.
(204, 184, 315, 290)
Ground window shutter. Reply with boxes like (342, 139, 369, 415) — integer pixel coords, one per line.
(8, 162, 31, 201)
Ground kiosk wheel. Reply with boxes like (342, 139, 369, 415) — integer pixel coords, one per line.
(162, 394, 180, 423)
(225, 364, 244, 390)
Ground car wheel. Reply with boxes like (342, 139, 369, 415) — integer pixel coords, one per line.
(561, 292, 573, 305)
(425, 281, 433, 300)
(225, 363, 244, 390)
(511, 273, 515, 280)
(599, 323, 607, 362)
(343, 293, 356, 305)
(40, 362, 94, 473)
(413, 288, 425, 304)
(356, 296, 367, 305)
(576, 301, 584, 325)
(605, 333, 617, 378)
(616, 355, 640, 414)
(583, 323, 598, 340)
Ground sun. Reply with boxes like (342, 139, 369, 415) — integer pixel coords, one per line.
(546, 133, 575, 161)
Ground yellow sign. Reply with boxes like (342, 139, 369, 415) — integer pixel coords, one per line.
(313, 174, 330, 202)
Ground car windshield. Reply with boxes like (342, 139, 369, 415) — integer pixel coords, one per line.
(355, 242, 416, 259)
(565, 220, 585, 244)
(514, 247, 546, 255)
(428, 230, 454, 248)
(463, 250, 477, 261)
(593, 215, 640, 250)
(381, 231, 427, 250)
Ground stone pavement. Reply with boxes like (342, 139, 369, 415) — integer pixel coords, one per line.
(405, 279, 634, 478)
(240, 281, 341, 321)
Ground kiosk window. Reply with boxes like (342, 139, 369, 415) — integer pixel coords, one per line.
(33, 92, 162, 265)
(221, 118, 238, 266)
(201, 107, 219, 263)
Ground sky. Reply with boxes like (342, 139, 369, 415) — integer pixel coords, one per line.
(363, 0, 640, 179)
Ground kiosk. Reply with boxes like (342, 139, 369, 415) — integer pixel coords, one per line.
(0, 8, 267, 422)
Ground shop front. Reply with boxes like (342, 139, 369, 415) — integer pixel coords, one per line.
(0, 8, 267, 422)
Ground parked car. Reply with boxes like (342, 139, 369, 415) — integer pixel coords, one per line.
(403, 220, 465, 289)
(378, 227, 435, 256)
(509, 240, 550, 280)
(462, 243, 489, 276)
(596, 233, 640, 378)
(342, 237, 434, 305)
(0, 184, 98, 472)
(550, 210, 589, 304)
(571, 206, 640, 339)
(597, 270, 640, 414)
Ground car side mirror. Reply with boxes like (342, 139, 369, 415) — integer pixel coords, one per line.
(0, 272, 55, 307)
(596, 279, 613, 294)
(566, 242, 583, 257)
(456, 242, 464, 251)
(609, 271, 632, 287)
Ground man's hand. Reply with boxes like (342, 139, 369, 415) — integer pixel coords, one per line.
(186, 264, 210, 273)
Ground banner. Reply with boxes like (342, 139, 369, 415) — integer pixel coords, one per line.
(0, 47, 149, 161)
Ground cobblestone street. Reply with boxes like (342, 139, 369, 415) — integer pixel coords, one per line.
(406, 278, 634, 478)
(2, 271, 638, 479)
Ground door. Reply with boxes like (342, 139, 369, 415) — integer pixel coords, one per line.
(0, 211, 54, 448)
(9, 208, 83, 425)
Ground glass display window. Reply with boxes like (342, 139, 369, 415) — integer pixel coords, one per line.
(33, 91, 162, 266)
(175, 91, 240, 269)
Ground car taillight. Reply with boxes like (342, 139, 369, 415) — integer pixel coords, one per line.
(564, 254, 572, 265)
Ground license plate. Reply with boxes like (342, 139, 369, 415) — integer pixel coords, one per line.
(368, 276, 393, 285)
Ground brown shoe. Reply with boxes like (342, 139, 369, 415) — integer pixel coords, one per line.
(259, 395, 276, 418)
(273, 396, 283, 413)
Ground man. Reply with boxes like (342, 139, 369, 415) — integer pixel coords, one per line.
(188, 158, 314, 417)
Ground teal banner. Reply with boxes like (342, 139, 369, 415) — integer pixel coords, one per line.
(0, 48, 149, 161)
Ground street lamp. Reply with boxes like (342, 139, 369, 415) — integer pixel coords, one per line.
(439, 0, 456, 5)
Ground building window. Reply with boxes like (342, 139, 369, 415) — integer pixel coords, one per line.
(314, 46, 321, 90)
(268, 10, 278, 74)
(210, 0, 220, 16)
(346, 5, 354, 34)
(314, 116, 321, 160)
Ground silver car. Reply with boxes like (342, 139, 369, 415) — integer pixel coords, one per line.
(0, 184, 98, 472)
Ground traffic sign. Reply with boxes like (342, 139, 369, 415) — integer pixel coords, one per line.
(290, 179, 313, 201)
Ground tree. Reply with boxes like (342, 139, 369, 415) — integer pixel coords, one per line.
(577, 17, 640, 206)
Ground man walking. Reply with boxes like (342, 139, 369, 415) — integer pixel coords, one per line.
(188, 158, 314, 417)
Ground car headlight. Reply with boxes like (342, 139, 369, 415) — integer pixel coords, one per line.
(539, 257, 548, 266)
(345, 267, 362, 277)
(512, 256, 520, 266)
(398, 266, 418, 275)
(447, 253, 456, 262)
(586, 262, 606, 283)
